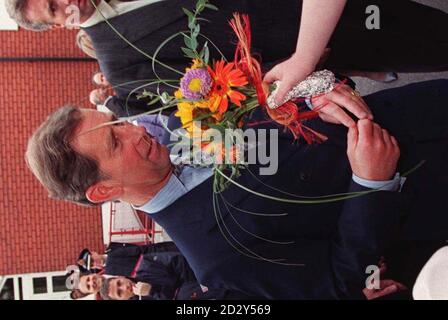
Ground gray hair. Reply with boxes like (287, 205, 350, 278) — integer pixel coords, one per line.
(25, 106, 105, 206)
(5, 0, 52, 31)
(99, 278, 113, 300)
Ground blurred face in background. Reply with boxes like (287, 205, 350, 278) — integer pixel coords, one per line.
(89, 89, 109, 106)
(93, 72, 110, 87)
(25, 0, 101, 28)
(79, 274, 103, 294)
(108, 277, 134, 300)
(90, 251, 106, 269)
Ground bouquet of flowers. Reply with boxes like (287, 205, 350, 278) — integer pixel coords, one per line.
(173, 3, 329, 142)
(130, 0, 342, 192)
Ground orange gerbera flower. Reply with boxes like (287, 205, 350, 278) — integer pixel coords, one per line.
(207, 60, 248, 119)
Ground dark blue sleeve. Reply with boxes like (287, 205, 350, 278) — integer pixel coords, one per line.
(330, 181, 403, 299)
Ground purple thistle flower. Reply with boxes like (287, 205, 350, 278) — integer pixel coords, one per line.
(180, 68, 212, 100)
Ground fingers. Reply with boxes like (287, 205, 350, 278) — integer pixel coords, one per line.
(338, 85, 373, 119)
(394, 282, 408, 291)
(372, 123, 383, 142)
(347, 124, 359, 154)
(374, 284, 398, 299)
(381, 128, 400, 155)
(382, 129, 392, 145)
(357, 119, 374, 142)
(359, 121, 400, 151)
(263, 68, 295, 105)
(391, 136, 399, 148)
(326, 87, 372, 120)
(274, 81, 297, 106)
(318, 102, 355, 127)
(263, 68, 278, 85)
(380, 279, 407, 290)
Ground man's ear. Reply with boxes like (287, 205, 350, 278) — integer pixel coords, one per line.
(86, 183, 123, 204)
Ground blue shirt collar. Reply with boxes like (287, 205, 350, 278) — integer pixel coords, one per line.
(134, 165, 213, 214)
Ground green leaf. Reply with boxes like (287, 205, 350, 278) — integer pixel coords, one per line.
(203, 43, 210, 64)
(182, 8, 194, 19)
(190, 36, 198, 51)
(192, 24, 201, 37)
(196, 0, 206, 11)
(161, 92, 173, 104)
(183, 8, 195, 29)
(204, 3, 218, 11)
(184, 36, 192, 49)
(181, 47, 197, 59)
(195, 18, 211, 23)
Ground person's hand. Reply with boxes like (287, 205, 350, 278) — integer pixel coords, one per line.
(363, 259, 407, 300)
(363, 279, 407, 300)
(133, 282, 151, 297)
(347, 120, 400, 181)
(263, 53, 315, 106)
(311, 84, 373, 128)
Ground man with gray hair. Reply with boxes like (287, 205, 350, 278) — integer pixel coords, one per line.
(5, 0, 101, 31)
(25, 80, 448, 299)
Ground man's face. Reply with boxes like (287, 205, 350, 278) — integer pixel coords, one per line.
(71, 109, 172, 203)
(89, 89, 108, 105)
(79, 274, 102, 294)
(93, 73, 109, 87)
(25, 0, 100, 27)
(108, 277, 134, 300)
(90, 252, 105, 268)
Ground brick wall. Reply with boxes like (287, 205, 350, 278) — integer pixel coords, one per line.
(0, 28, 104, 275)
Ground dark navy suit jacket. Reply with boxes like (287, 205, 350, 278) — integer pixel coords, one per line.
(104, 241, 178, 276)
(135, 251, 248, 300)
(83, 0, 448, 117)
(147, 80, 448, 299)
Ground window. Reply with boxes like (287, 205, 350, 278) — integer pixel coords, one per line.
(32, 277, 48, 294)
(0, 279, 15, 300)
(52, 276, 70, 293)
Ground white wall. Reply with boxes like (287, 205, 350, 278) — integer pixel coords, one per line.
(0, 0, 19, 30)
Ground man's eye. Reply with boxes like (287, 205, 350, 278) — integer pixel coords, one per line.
(50, 1, 56, 13)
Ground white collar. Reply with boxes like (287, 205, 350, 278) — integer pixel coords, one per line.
(80, 0, 118, 28)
